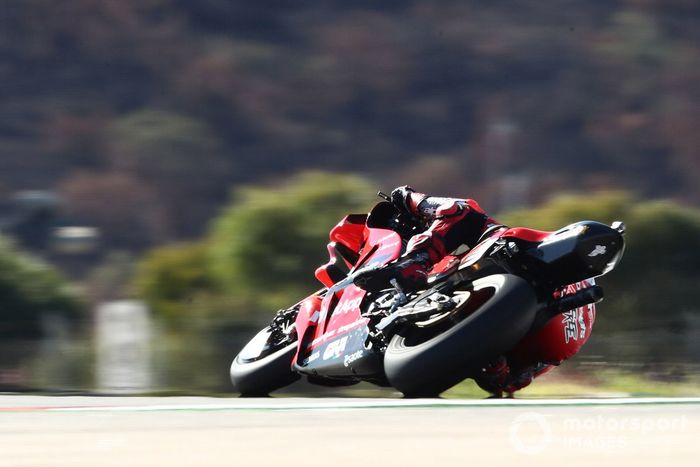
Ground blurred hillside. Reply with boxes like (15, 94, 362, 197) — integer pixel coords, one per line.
(2, 0, 700, 259)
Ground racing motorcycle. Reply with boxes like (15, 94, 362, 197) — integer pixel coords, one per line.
(230, 193, 625, 397)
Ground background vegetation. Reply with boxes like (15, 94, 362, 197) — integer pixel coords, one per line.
(3, 0, 700, 252)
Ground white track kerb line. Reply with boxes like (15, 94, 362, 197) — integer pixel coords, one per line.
(9, 397, 699, 413)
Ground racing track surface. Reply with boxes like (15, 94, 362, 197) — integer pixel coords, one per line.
(1, 396, 698, 467)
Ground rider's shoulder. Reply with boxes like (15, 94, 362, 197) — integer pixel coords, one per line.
(434, 199, 463, 217)
(432, 197, 488, 217)
(463, 198, 487, 214)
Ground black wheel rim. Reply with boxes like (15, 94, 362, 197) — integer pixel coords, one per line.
(397, 284, 497, 348)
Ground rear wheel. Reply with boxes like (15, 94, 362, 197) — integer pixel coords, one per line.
(230, 309, 300, 396)
(384, 274, 537, 397)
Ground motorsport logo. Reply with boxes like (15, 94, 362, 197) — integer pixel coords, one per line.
(509, 411, 688, 454)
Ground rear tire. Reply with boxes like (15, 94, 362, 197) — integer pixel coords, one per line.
(384, 274, 537, 397)
(230, 327, 300, 396)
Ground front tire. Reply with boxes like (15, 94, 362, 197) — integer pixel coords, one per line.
(384, 274, 537, 397)
(230, 327, 300, 396)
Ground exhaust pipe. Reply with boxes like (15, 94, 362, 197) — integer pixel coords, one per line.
(553, 285, 604, 314)
(530, 285, 604, 332)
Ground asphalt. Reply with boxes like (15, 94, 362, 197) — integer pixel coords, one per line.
(1, 396, 698, 467)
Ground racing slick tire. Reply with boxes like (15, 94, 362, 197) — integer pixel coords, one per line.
(384, 274, 538, 397)
(230, 327, 300, 396)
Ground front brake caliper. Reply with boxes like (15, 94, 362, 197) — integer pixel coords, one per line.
(428, 292, 456, 312)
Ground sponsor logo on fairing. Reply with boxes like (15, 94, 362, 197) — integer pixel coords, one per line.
(578, 308, 587, 339)
(343, 350, 364, 367)
(322, 336, 349, 361)
(303, 351, 320, 365)
(335, 297, 363, 314)
(588, 245, 607, 257)
(378, 234, 401, 249)
(562, 310, 579, 344)
(562, 309, 587, 343)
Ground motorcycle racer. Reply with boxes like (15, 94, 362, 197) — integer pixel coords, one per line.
(355, 185, 499, 292)
(232, 188, 623, 397)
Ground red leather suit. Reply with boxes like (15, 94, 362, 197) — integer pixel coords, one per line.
(402, 192, 498, 262)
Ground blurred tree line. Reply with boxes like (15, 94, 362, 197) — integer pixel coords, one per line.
(1, 0, 700, 256)
(0, 237, 83, 388)
(133, 172, 374, 325)
(0, 237, 80, 339)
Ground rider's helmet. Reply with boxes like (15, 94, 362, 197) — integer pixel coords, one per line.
(390, 185, 416, 213)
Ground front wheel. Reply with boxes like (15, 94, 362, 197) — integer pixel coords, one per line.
(230, 312, 300, 396)
(384, 274, 538, 397)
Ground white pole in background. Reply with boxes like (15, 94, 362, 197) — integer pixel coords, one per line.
(95, 300, 152, 393)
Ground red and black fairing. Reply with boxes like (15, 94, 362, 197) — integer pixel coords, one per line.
(428, 220, 624, 293)
(508, 278, 597, 373)
(293, 217, 404, 380)
(433, 220, 624, 375)
(501, 221, 623, 373)
(502, 221, 625, 289)
(313, 214, 366, 288)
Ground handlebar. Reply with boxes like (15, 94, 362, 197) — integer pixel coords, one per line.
(377, 191, 392, 202)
